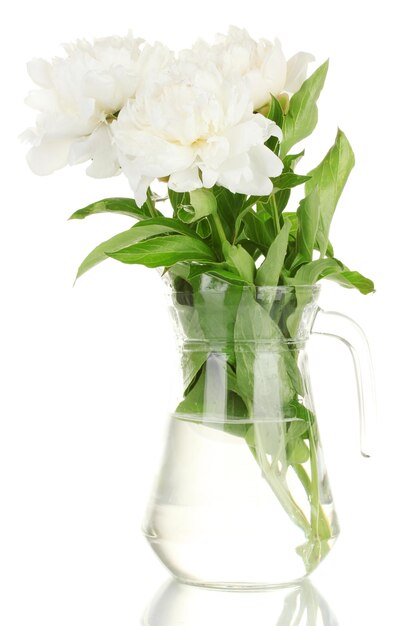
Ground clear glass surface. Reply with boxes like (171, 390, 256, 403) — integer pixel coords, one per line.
(142, 577, 338, 626)
(143, 275, 375, 588)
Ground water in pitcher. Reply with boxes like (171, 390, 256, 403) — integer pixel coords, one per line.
(143, 414, 339, 588)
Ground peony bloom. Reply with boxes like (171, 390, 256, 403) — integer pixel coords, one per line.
(183, 26, 315, 111)
(22, 34, 165, 178)
(112, 58, 283, 206)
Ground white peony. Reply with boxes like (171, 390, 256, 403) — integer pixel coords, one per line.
(182, 26, 315, 111)
(23, 29, 315, 203)
(112, 58, 283, 206)
(22, 34, 170, 178)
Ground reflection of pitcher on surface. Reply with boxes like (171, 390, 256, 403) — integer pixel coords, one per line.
(143, 281, 376, 587)
(142, 578, 339, 626)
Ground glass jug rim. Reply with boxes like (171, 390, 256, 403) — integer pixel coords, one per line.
(168, 283, 322, 296)
(171, 412, 310, 425)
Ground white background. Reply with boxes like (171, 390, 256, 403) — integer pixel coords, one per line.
(0, 1, 412, 624)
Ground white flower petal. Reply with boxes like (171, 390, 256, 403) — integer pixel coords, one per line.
(197, 135, 230, 169)
(215, 153, 250, 191)
(224, 120, 264, 156)
(26, 139, 72, 175)
(201, 27, 289, 110)
(23, 34, 146, 176)
(25, 90, 58, 113)
(118, 153, 153, 206)
(27, 59, 52, 88)
(228, 174, 273, 197)
(285, 52, 315, 93)
(114, 126, 195, 178)
(169, 167, 202, 192)
(200, 167, 219, 189)
(133, 175, 153, 207)
(69, 125, 120, 178)
(254, 113, 283, 141)
(249, 144, 283, 178)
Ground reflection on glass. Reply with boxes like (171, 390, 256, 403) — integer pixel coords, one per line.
(142, 578, 338, 626)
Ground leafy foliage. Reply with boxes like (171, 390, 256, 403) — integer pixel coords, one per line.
(73, 62, 373, 304)
(280, 60, 329, 158)
(256, 220, 291, 286)
(75, 217, 198, 279)
(107, 234, 216, 267)
(69, 197, 160, 221)
(305, 129, 355, 256)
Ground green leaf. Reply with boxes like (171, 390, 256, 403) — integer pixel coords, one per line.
(273, 172, 312, 190)
(286, 420, 310, 441)
(306, 129, 355, 256)
(69, 197, 158, 221)
(293, 188, 320, 267)
(325, 270, 375, 294)
(234, 290, 299, 411)
(275, 189, 291, 214)
(283, 150, 305, 171)
(238, 173, 307, 219)
(176, 366, 206, 416)
(177, 188, 217, 223)
(176, 362, 249, 433)
(234, 205, 255, 241)
(188, 264, 251, 286)
(130, 216, 197, 236)
(284, 212, 298, 238)
(287, 438, 310, 464)
(288, 258, 344, 337)
(326, 241, 335, 257)
(210, 186, 245, 241)
(75, 217, 197, 279)
(287, 399, 315, 423)
(265, 96, 283, 152)
(292, 258, 343, 285)
(107, 234, 217, 267)
(177, 310, 210, 393)
(168, 189, 188, 212)
(191, 278, 243, 349)
(240, 240, 263, 262)
(214, 186, 245, 216)
(241, 210, 275, 250)
(222, 241, 256, 284)
(256, 220, 291, 286)
(267, 95, 284, 127)
(196, 217, 212, 239)
(163, 273, 210, 393)
(280, 60, 329, 158)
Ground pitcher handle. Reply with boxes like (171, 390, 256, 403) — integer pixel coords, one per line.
(311, 308, 377, 458)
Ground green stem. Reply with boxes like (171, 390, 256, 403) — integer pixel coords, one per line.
(308, 426, 332, 541)
(293, 463, 312, 494)
(211, 211, 228, 246)
(293, 461, 332, 540)
(146, 188, 157, 218)
(249, 444, 312, 536)
(270, 193, 280, 234)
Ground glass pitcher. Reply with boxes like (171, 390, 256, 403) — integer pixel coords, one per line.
(143, 274, 376, 589)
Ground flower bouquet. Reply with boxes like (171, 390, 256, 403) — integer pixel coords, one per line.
(23, 28, 375, 588)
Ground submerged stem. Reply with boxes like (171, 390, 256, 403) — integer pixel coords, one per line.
(293, 459, 332, 541)
(248, 443, 312, 536)
(245, 407, 334, 574)
(308, 426, 332, 541)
